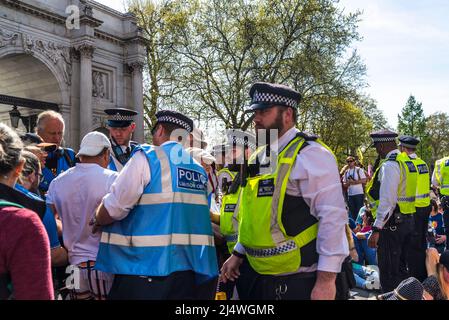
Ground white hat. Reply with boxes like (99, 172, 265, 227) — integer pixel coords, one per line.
(186, 147, 216, 165)
(76, 132, 111, 157)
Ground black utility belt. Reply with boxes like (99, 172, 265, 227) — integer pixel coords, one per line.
(385, 211, 413, 227)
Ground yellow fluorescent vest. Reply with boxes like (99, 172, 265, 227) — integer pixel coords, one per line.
(366, 152, 418, 219)
(219, 186, 241, 254)
(412, 157, 430, 207)
(435, 156, 449, 196)
(238, 135, 335, 275)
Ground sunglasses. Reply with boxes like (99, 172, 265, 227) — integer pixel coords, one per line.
(347, 160, 354, 163)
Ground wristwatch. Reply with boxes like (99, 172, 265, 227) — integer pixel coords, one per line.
(232, 250, 246, 259)
(372, 226, 382, 233)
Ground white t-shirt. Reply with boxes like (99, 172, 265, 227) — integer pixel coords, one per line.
(47, 163, 118, 265)
(343, 166, 366, 196)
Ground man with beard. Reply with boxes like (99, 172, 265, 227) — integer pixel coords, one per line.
(220, 82, 348, 300)
(104, 108, 140, 172)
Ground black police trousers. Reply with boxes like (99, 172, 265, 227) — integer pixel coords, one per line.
(234, 261, 316, 300)
(377, 213, 414, 293)
(107, 271, 217, 300)
(406, 205, 431, 282)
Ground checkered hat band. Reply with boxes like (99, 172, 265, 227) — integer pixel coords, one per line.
(372, 136, 396, 143)
(109, 114, 134, 121)
(231, 136, 256, 149)
(158, 115, 192, 132)
(243, 240, 297, 258)
(253, 91, 298, 108)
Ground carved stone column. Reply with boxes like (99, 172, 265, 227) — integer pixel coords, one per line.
(130, 61, 144, 143)
(78, 44, 95, 140)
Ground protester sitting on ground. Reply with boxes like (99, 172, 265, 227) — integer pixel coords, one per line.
(353, 208, 377, 266)
(376, 277, 424, 300)
(46, 132, 117, 300)
(16, 151, 68, 267)
(352, 263, 380, 291)
(428, 199, 446, 253)
(0, 123, 53, 300)
(422, 249, 449, 300)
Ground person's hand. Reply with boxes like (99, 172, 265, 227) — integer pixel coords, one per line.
(89, 216, 102, 234)
(349, 247, 359, 261)
(368, 231, 379, 248)
(436, 234, 446, 244)
(220, 254, 243, 283)
(311, 271, 337, 300)
(355, 232, 366, 240)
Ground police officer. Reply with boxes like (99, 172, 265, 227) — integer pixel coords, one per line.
(36, 111, 76, 194)
(212, 144, 227, 172)
(221, 82, 348, 300)
(217, 130, 256, 299)
(91, 110, 218, 299)
(103, 108, 139, 172)
(367, 130, 418, 292)
(218, 130, 256, 195)
(398, 135, 431, 281)
(432, 154, 449, 249)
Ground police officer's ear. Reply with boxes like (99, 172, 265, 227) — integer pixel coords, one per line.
(129, 122, 136, 132)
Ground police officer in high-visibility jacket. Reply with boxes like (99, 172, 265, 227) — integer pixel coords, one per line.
(219, 129, 256, 255)
(367, 130, 418, 292)
(221, 82, 348, 300)
(91, 110, 218, 299)
(432, 154, 449, 248)
(398, 135, 431, 281)
(103, 108, 140, 172)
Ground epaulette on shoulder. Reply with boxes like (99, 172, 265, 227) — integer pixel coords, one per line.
(387, 153, 398, 161)
(295, 131, 319, 141)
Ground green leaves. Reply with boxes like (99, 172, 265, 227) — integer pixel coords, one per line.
(130, 0, 385, 162)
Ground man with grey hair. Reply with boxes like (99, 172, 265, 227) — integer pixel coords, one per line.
(36, 110, 76, 194)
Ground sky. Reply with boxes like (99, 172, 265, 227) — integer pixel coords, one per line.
(97, 0, 449, 128)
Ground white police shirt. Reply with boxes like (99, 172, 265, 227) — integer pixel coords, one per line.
(234, 126, 349, 274)
(372, 149, 401, 229)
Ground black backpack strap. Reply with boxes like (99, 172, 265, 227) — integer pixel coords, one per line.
(62, 148, 76, 168)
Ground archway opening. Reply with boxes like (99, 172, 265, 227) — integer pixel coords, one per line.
(0, 53, 62, 133)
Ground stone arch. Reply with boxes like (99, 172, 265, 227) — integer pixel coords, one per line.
(0, 46, 70, 108)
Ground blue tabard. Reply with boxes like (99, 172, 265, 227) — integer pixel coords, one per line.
(96, 143, 218, 281)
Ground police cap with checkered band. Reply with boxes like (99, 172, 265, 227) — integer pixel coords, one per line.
(247, 82, 302, 112)
(153, 110, 194, 133)
(104, 108, 138, 128)
(370, 129, 398, 145)
(226, 129, 257, 151)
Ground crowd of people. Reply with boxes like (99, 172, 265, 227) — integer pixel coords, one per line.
(1, 81, 449, 301)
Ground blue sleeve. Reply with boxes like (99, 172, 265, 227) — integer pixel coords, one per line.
(42, 205, 61, 249)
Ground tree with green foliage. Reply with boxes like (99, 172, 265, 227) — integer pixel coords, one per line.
(129, 0, 386, 164)
(425, 112, 449, 164)
(397, 95, 430, 161)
